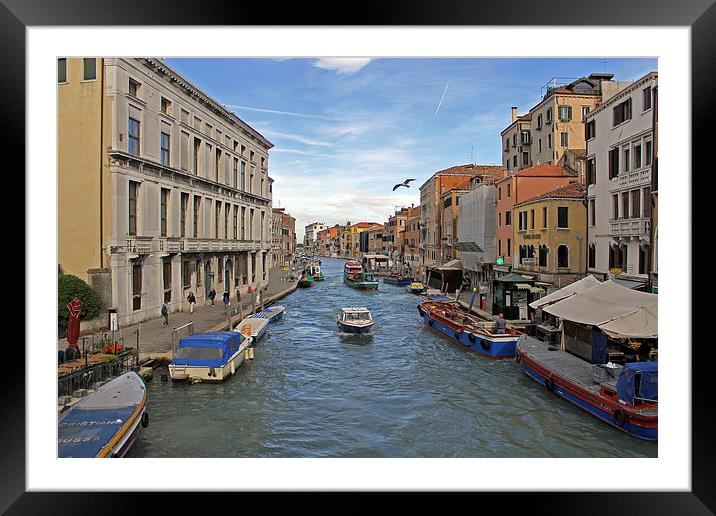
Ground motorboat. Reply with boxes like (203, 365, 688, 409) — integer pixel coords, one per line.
(343, 261, 378, 290)
(169, 331, 251, 382)
(58, 371, 148, 457)
(251, 304, 285, 323)
(336, 307, 374, 334)
(235, 316, 270, 343)
(406, 281, 425, 294)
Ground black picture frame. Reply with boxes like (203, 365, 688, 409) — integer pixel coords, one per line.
(5, 0, 713, 512)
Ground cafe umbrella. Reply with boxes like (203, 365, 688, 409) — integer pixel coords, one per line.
(66, 297, 82, 360)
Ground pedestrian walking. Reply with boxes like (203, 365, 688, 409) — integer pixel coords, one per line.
(187, 291, 196, 314)
(209, 287, 216, 305)
(161, 301, 170, 327)
(223, 290, 230, 311)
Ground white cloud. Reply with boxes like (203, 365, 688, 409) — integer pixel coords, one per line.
(260, 129, 333, 147)
(313, 58, 373, 75)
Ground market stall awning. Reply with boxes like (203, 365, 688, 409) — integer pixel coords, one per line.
(542, 280, 658, 338)
(436, 259, 462, 271)
(515, 283, 532, 290)
(529, 274, 601, 309)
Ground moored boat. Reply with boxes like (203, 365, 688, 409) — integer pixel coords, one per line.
(418, 300, 522, 358)
(235, 316, 270, 343)
(343, 260, 379, 290)
(516, 337, 657, 441)
(420, 288, 451, 302)
(169, 331, 251, 383)
(406, 281, 425, 294)
(298, 274, 313, 288)
(251, 304, 286, 323)
(336, 307, 374, 334)
(383, 274, 412, 286)
(58, 371, 148, 457)
(308, 264, 325, 281)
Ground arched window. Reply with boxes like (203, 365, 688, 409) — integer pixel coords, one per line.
(557, 245, 569, 268)
(539, 245, 548, 267)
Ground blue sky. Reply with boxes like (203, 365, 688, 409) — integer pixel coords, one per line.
(166, 57, 657, 241)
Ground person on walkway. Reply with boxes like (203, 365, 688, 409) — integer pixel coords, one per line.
(223, 290, 230, 311)
(494, 313, 507, 334)
(161, 302, 170, 327)
(187, 291, 196, 314)
(209, 288, 216, 305)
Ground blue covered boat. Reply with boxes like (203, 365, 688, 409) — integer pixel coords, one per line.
(168, 331, 251, 382)
(58, 371, 148, 458)
(383, 274, 412, 286)
(418, 300, 522, 358)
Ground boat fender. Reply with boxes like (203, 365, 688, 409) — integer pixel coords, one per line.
(480, 340, 490, 351)
(613, 408, 627, 427)
(230, 361, 235, 375)
(417, 306, 424, 317)
(514, 353, 521, 364)
(544, 377, 554, 391)
(454, 331, 461, 341)
(467, 333, 476, 344)
(141, 411, 149, 428)
(428, 320, 434, 327)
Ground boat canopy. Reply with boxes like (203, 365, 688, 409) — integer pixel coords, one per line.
(542, 280, 657, 339)
(529, 274, 601, 309)
(341, 307, 370, 313)
(174, 331, 245, 367)
(617, 362, 658, 404)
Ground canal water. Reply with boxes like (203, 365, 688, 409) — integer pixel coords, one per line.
(131, 257, 656, 458)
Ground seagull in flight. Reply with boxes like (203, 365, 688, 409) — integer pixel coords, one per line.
(393, 178, 416, 191)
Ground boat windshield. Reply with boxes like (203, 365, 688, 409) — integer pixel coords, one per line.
(344, 312, 370, 321)
(176, 346, 225, 361)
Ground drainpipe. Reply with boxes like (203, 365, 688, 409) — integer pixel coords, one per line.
(99, 57, 105, 268)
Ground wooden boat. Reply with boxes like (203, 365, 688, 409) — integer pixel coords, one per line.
(58, 371, 148, 457)
(419, 288, 450, 302)
(336, 307, 374, 334)
(251, 304, 285, 323)
(235, 316, 270, 343)
(516, 337, 657, 441)
(406, 281, 425, 294)
(418, 300, 522, 358)
(343, 260, 379, 290)
(383, 274, 412, 286)
(169, 331, 251, 382)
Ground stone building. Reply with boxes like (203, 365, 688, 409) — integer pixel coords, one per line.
(58, 57, 273, 326)
(271, 208, 296, 268)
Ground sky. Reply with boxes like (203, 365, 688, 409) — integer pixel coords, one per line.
(166, 57, 657, 241)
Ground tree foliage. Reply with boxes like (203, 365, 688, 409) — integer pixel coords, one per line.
(58, 274, 102, 330)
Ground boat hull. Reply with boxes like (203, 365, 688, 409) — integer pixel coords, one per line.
(516, 343, 657, 441)
(58, 372, 148, 458)
(337, 321, 374, 334)
(343, 277, 379, 290)
(406, 286, 425, 294)
(419, 305, 518, 358)
(169, 347, 247, 382)
(298, 280, 313, 288)
(383, 277, 412, 286)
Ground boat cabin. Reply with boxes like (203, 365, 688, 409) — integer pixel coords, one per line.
(173, 332, 246, 366)
(339, 307, 372, 322)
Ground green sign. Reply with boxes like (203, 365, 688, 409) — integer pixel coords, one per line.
(496, 256, 504, 265)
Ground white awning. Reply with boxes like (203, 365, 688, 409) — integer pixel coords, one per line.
(529, 275, 601, 309)
(542, 280, 658, 338)
(529, 286, 544, 293)
(515, 283, 532, 290)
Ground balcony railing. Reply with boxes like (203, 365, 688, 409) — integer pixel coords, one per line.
(612, 167, 651, 192)
(126, 236, 152, 254)
(610, 218, 651, 239)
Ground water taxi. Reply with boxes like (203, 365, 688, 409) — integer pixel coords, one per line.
(406, 281, 425, 294)
(418, 300, 522, 358)
(58, 372, 148, 457)
(169, 331, 251, 382)
(337, 307, 374, 334)
(343, 260, 379, 290)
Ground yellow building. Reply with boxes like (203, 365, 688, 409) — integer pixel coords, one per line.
(58, 58, 274, 326)
(511, 182, 587, 287)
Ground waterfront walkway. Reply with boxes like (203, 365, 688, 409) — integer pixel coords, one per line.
(58, 267, 298, 357)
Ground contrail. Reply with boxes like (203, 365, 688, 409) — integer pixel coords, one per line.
(435, 82, 450, 116)
(223, 104, 341, 121)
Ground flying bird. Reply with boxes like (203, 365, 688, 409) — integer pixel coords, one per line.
(393, 179, 416, 191)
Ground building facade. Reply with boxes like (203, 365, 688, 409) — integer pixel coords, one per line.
(511, 183, 588, 287)
(501, 108, 533, 172)
(58, 57, 273, 326)
(494, 165, 579, 268)
(271, 208, 296, 268)
(303, 222, 327, 256)
(585, 72, 657, 285)
(403, 205, 421, 270)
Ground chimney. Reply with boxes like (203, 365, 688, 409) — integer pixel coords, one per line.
(511, 106, 518, 122)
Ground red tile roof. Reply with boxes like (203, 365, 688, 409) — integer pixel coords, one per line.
(435, 164, 506, 177)
(516, 182, 586, 205)
(354, 222, 381, 228)
(514, 164, 576, 178)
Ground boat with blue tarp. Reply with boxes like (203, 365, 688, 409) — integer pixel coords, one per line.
(418, 300, 522, 358)
(58, 371, 148, 458)
(516, 337, 658, 440)
(383, 274, 412, 286)
(168, 331, 251, 383)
